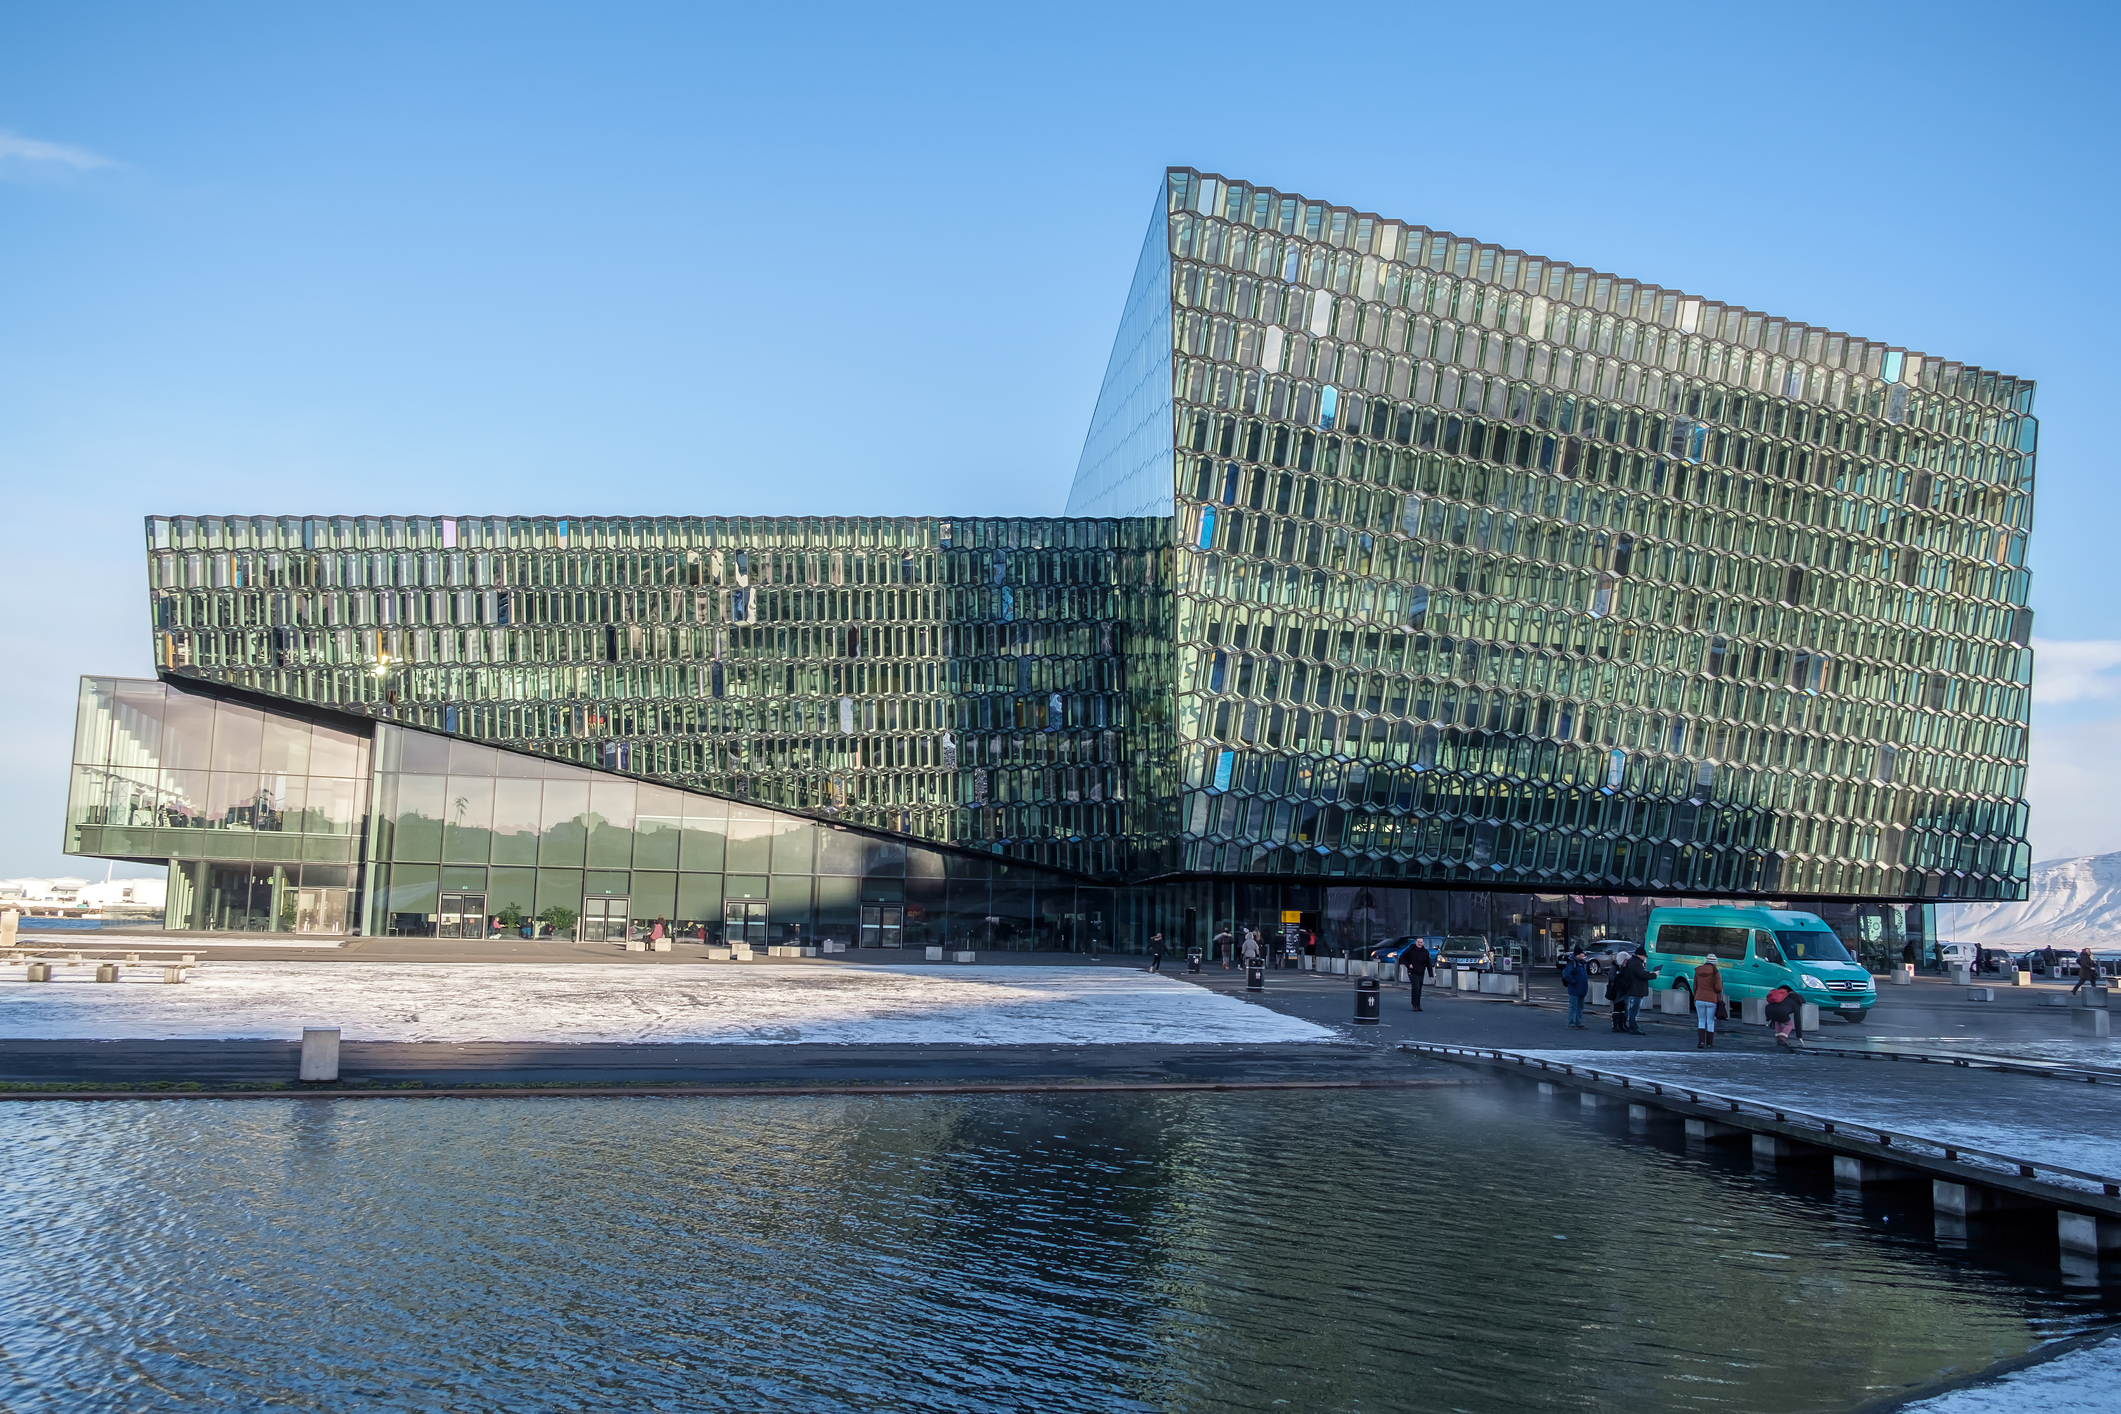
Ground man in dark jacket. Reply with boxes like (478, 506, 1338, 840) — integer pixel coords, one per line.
(1407, 939, 1432, 1011)
(2073, 947, 2103, 995)
(1561, 950, 1590, 1029)
(1619, 950, 1652, 1035)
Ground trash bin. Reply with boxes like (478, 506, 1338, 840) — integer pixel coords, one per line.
(1185, 948, 1202, 974)
(1246, 963, 1265, 992)
(1354, 976, 1381, 1024)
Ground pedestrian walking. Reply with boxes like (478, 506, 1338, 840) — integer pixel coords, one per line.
(2072, 946, 2101, 995)
(1604, 964, 1627, 1033)
(1241, 931, 1261, 967)
(1148, 932, 1164, 972)
(1213, 928, 1233, 970)
(1408, 938, 1432, 1012)
(1620, 949, 1651, 1036)
(1693, 955, 1727, 1048)
(1561, 949, 1589, 1029)
(2041, 944, 2057, 976)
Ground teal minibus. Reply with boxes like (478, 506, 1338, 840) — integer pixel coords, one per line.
(1644, 905, 1876, 1023)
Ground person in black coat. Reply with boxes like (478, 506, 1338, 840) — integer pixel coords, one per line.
(1407, 939, 1432, 1012)
(1619, 950, 1652, 1036)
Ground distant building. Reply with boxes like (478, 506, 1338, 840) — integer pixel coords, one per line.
(62, 168, 2034, 966)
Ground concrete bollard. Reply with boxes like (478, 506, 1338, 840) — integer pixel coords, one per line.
(1659, 988, 1688, 1014)
(26, 962, 51, 982)
(1893, 964, 1914, 985)
(924, 946, 944, 961)
(299, 1027, 341, 1082)
(624, 939, 646, 953)
(1741, 996, 1768, 1025)
(1799, 1003, 1820, 1032)
(707, 946, 732, 961)
(1968, 987, 1995, 1001)
(1950, 964, 1970, 986)
(162, 965, 186, 984)
(951, 950, 976, 963)
(2011, 968, 2031, 987)
(2072, 1009, 2112, 1038)
(650, 938, 672, 953)
(1834, 1155, 1916, 1186)
(95, 963, 120, 983)
(2057, 1211, 2121, 1257)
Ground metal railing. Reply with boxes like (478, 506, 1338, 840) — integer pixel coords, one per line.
(1402, 1042, 2121, 1199)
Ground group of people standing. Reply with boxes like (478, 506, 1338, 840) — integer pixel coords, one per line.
(1208, 926, 1291, 970)
(1558, 948, 1793, 1050)
(1559, 949, 1653, 1036)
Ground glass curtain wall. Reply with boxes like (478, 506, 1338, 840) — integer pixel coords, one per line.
(1159, 166, 2034, 904)
(365, 724, 1113, 948)
(144, 515, 1172, 881)
(66, 676, 371, 932)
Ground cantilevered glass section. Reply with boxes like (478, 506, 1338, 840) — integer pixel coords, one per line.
(1064, 186, 1175, 519)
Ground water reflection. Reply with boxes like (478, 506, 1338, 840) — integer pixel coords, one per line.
(0, 1089, 2106, 1412)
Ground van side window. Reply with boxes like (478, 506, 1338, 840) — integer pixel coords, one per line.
(1753, 932, 1785, 966)
(1655, 923, 1750, 957)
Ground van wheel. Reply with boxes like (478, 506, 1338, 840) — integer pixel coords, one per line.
(1839, 1011, 1867, 1024)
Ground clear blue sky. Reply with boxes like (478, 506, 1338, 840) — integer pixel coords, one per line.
(3, 0, 2116, 879)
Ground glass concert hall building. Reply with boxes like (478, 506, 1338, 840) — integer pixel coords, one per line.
(65, 168, 2037, 967)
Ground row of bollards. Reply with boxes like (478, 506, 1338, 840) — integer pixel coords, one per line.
(7, 951, 197, 983)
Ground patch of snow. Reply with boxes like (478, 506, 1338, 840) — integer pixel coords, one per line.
(0, 963, 1336, 1046)
(1899, 1338, 2121, 1413)
(1510, 1050, 2121, 1182)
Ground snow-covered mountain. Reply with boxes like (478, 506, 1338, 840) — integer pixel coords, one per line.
(1948, 853, 2121, 947)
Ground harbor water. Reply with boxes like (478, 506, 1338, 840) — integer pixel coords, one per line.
(0, 1086, 2109, 1412)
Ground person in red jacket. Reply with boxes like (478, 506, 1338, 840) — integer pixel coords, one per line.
(1693, 955, 1726, 1049)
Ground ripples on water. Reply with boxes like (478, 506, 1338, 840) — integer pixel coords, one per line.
(0, 1088, 2107, 1412)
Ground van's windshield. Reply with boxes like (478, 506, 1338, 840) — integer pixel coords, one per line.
(1775, 930, 1853, 963)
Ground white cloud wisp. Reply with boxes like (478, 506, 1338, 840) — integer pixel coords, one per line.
(0, 130, 114, 173)
(2031, 637, 2121, 705)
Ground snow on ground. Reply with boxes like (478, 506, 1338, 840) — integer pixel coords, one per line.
(0, 962, 1335, 1046)
(1901, 1338, 2121, 1413)
(1512, 1049, 2121, 1183)
(1855, 1036, 2121, 1069)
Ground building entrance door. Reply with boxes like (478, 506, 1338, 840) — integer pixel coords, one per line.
(293, 887, 351, 934)
(859, 904, 902, 948)
(580, 896, 630, 944)
(724, 901, 767, 946)
(437, 893, 487, 939)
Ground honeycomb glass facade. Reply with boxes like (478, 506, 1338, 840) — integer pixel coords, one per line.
(70, 166, 2034, 956)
